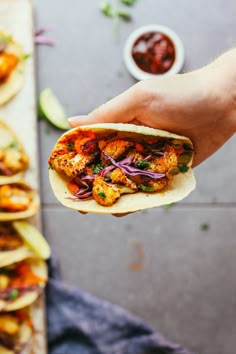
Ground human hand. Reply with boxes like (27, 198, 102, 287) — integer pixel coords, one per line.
(69, 50, 236, 167)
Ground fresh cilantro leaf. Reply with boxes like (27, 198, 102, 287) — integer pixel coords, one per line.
(48, 164, 53, 170)
(139, 184, 154, 192)
(117, 10, 131, 20)
(163, 203, 175, 209)
(66, 142, 74, 151)
(98, 190, 106, 198)
(178, 164, 189, 173)
(100, 1, 114, 16)
(136, 160, 150, 169)
(93, 164, 103, 174)
(120, 0, 137, 5)
(0, 34, 12, 44)
(7, 141, 18, 149)
(8, 289, 19, 299)
(200, 223, 209, 231)
(19, 53, 31, 62)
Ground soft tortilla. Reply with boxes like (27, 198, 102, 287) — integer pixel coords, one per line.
(0, 258, 47, 312)
(0, 31, 25, 106)
(0, 181, 39, 221)
(0, 119, 29, 185)
(49, 123, 196, 214)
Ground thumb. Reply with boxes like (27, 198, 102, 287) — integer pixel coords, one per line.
(68, 85, 140, 128)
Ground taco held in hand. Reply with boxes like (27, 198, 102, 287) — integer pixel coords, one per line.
(48, 123, 196, 214)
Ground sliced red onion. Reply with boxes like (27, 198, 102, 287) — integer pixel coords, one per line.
(105, 153, 165, 179)
(34, 36, 55, 46)
(0, 163, 13, 176)
(98, 165, 115, 176)
(81, 175, 95, 181)
(153, 151, 165, 156)
(34, 26, 53, 36)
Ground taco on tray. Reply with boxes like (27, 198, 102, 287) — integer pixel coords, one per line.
(48, 123, 196, 214)
(0, 181, 39, 221)
(0, 258, 47, 312)
(0, 120, 29, 184)
(0, 30, 26, 106)
(0, 221, 50, 268)
(0, 308, 32, 354)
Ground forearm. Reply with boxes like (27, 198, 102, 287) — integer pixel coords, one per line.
(203, 48, 236, 132)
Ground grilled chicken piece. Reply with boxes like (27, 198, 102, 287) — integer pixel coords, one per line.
(49, 151, 95, 178)
(0, 315, 19, 336)
(0, 234, 22, 250)
(111, 168, 138, 191)
(101, 140, 134, 161)
(149, 145, 178, 173)
(0, 52, 18, 82)
(92, 176, 120, 206)
(0, 185, 32, 212)
(48, 131, 98, 177)
(1, 148, 29, 175)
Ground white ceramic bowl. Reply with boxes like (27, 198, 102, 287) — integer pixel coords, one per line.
(123, 24, 185, 80)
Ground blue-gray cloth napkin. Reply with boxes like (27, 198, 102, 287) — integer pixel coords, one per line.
(46, 256, 193, 354)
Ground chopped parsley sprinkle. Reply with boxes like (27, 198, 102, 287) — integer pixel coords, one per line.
(98, 190, 106, 198)
(120, 0, 137, 5)
(139, 184, 154, 192)
(200, 223, 209, 231)
(93, 164, 103, 174)
(0, 34, 12, 44)
(136, 160, 150, 169)
(7, 141, 18, 149)
(66, 142, 74, 151)
(100, 1, 113, 17)
(8, 289, 19, 299)
(178, 165, 189, 173)
(48, 164, 53, 170)
(19, 53, 31, 62)
(163, 203, 175, 209)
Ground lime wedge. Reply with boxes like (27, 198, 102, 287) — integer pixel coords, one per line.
(13, 221, 51, 260)
(39, 88, 70, 130)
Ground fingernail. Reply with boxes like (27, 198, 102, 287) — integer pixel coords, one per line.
(68, 115, 87, 123)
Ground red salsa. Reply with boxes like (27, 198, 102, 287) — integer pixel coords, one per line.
(132, 31, 176, 74)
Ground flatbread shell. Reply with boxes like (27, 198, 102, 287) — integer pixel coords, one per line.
(49, 123, 196, 214)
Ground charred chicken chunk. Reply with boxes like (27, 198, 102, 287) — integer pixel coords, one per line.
(101, 140, 133, 161)
(0, 52, 18, 82)
(111, 168, 138, 191)
(149, 145, 178, 173)
(92, 176, 120, 206)
(0, 185, 32, 212)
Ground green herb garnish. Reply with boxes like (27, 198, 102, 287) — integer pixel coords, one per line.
(0, 34, 12, 44)
(139, 184, 154, 192)
(100, 1, 114, 16)
(200, 223, 209, 231)
(19, 53, 31, 62)
(93, 163, 103, 174)
(178, 165, 189, 173)
(8, 289, 19, 300)
(48, 164, 53, 170)
(117, 10, 130, 20)
(66, 142, 74, 151)
(6, 141, 18, 149)
(136, 160, 150, 169)
(163, 203, 175, 209)
(98, 190, 106, 198)
(120, 0, 137, 5)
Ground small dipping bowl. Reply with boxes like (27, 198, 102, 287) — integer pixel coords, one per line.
(123, 24, 185, 80)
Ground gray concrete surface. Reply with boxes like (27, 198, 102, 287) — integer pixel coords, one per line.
(35, 1, 236, 353)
